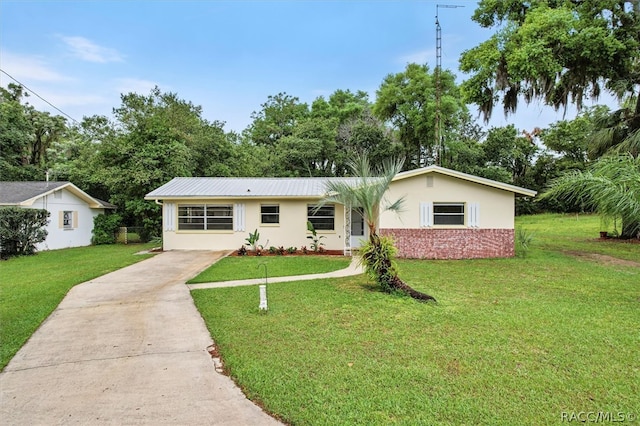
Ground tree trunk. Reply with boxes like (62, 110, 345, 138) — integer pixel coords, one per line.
(389, 274, 437, 302)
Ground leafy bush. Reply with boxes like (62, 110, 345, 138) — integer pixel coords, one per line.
(516, 228, 535, 258)
(245, 229, 261, 251)
(360, 235, 398, 293)
(306, 221, 326, 252)
(0, 207, 49, 258)
(91, 213, 122, 245)
(237, 246, 248, 256)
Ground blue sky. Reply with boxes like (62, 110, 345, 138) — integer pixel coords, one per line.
(0, 0, 614, 134)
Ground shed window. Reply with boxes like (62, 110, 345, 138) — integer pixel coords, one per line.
(178, 204, 233, 230)
(63, 211, 73, 229)
(433, 203, 465, 225)
(308, 204, 334, 231)
(261, 204, 279, 224)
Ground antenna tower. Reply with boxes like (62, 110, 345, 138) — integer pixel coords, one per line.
(435, 4, 463, 166)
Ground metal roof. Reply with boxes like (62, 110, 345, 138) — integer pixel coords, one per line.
(145, 177, 362, 199)
(145, 166, 538, 200)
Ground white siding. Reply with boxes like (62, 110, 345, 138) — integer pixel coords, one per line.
(29, 188, 104, 250)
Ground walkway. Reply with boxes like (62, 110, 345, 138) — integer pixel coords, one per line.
(187, 256, 364, 290)
(0, 251, 282, 425)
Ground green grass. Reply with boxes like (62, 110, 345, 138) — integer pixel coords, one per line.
(0, 243, 155, 371)
(192, 214, 639, 425)
(187, 255, 351, 284)
(517, 213, 639, 262)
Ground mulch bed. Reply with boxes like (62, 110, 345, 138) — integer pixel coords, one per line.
(232, 249, 345, 257)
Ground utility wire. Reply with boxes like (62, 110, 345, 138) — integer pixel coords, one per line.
(0, 68, 79, 124)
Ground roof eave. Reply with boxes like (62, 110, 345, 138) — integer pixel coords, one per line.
(144, 194, 326, 201)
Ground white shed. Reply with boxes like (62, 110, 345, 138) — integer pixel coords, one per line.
(0, 181, 115, 250)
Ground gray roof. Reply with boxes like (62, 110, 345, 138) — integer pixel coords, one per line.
(0, 181, 69, 204)
(146, 177, 362, 199)
(0, 181, 115, 208)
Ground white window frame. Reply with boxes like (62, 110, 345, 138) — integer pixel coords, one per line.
(63, 211, 73, 229)
(261, 204, 280, 225)
(177, 204, 233, 231)
(308, 204, 335, 231)
(433, 203, 465, 226)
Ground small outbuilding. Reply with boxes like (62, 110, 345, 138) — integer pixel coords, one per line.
(0, 181, 115, 251)
(145, 166, 536, 259)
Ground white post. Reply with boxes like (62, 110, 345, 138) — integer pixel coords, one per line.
(259, 285, 268, 311)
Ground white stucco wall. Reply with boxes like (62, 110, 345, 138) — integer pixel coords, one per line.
(380, 173, 516, 230)
(28, 188, 104, 250)
(161, 198, 347, 251)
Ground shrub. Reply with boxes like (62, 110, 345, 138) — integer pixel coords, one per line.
(516, 228, 535, 258)
(245, 229, 261, 251)
(360, 235, 399, 293)
(91, 213, 122, 245)
(287, 246, 297, 254)
(0, 207, 49, 258)
(237, 246, 248, 256)
(306, 221, 326, 252)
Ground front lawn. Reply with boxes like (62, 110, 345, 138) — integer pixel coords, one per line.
(187, 255, 351, 284)
(0, 243, 155, 371)
(191, 214, 639, 425)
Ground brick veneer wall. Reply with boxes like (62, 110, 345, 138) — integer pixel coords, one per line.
(379, 228, 515, 259)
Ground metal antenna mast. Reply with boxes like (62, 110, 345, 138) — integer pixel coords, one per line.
(435, 4, 463, 166)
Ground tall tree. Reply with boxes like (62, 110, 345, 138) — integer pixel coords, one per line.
(248, 93, 309, 146)
(321, 156, 436, 302)
(482, 125, 539, 187)
(542, 106, 610, 169)
(0, 84, 33, 180)
(335, 111, 402, 176)
(460, 0, 639, 121)
(0, 84, 67, 180)
(374, 63, 467, 168)
(95, 87, 230, 237)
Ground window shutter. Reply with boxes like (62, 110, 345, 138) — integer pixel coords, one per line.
(420, 202, 433, 227)
(234, 203, 245, 232)
(468, 203, 480, 228)
(164, 202, 175, 231)
(73, 211, 78, 228)
(58, 211, 64, 229)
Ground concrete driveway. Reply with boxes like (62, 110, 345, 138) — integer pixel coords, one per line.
(0, 250, 282, 425)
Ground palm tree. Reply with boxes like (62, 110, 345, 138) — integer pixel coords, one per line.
(321, 156, 436, 302)
(541, 154, 640, 239)
(589, 95, 640, 159)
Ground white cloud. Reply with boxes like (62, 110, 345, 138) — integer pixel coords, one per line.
(59, 36, 123, 63)
(0, 51, 69, 81)
(114, 78, 160, 95)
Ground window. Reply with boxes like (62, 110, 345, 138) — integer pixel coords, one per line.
(433, 203, 464, 225)
(261, 204, 279, 224)
(63, 211, 73, 229)
(308, 204, 334, 231)
(178, 204, 233, 230)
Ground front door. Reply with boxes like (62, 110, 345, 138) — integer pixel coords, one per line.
(350, 208, 366, 248)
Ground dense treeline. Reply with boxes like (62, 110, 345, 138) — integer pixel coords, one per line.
(2, 0, 637, 238)
(0, 71, 619, 237)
